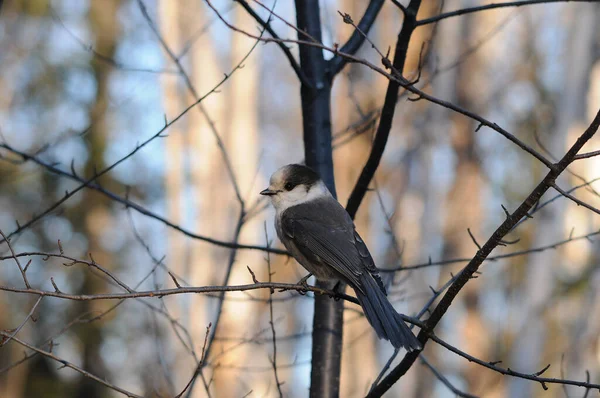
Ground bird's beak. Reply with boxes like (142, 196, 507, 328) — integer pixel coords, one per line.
(260, 188, 278, 196)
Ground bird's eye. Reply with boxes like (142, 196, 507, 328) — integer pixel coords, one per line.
(284, 182, 294, 191)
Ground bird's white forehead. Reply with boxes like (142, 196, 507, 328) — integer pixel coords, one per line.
(269, 165, 291, 186)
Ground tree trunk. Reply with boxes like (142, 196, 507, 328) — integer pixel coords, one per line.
(294, 2, 342, 397)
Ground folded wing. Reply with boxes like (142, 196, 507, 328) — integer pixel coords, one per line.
(280, 199, 386, 294)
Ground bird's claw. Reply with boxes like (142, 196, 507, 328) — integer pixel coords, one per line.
(332, 281, 342, 294)
(331, 281, 343, 301)
(295, 273, 312, 295)
(296, 273, 313, 290)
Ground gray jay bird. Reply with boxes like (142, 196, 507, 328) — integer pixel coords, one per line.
(260, 164, 421, 351)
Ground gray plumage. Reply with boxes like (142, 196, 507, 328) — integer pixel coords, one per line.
(263, 164, 421, 351)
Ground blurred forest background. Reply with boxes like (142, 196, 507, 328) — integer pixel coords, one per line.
(0, 0, 599, 397)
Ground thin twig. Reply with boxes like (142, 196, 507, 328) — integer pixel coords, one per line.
(0, 143, 286, 255)
(345, 0, 422, 219)
(186, 208, 247, 398)
(329, 0, 385, 75)
(0, 281, 359, 304)
(417, 0, 598, 26)
(0, 332, 143, 398)
(51, 9, 178, 75)
(0, 230, 30, 288)
(574, 149, 600, 160)
(0, 296, 43, 347)
(174, 323, 212, 398)
(420, 355, 479, 398)
(206, 3, 555, 171)
(385, 216, 600, 272)
(137, 0, 245, 205)
(368, 108, 600, 397)
(430, 334, 600, 392)
(251, 0, 319, 42)
(467, 228, 482, 250)
(233, 0, 309, 85)
(552, 183, 600, 216)
(369, 348, 400, 394)
(265, 225, 284, 397)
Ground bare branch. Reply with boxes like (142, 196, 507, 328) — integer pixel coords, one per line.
(346, 0, 422, 219)
(369, 348, 400, 394)
(388, 227, 600, 271)
(329, 0, 385, 75)
(420, 356, 478, 398)
(174, 323, 212, 398)
(137, 0, 246, 206)
(391, 0, 408, 14)
(574, 149, 600, 160)
(417, 0, 598, 26)
(186, 209, 248, 397)
(0, 143, 286, 255)
(168, 271, 182, 288)
(0, 296, 43, 347)
(341, 0, 553, 218)
(251, 0, 319, 42)
(552, 183, 600, 216)
(0, 332, 143, 398)
(233, 0, 310, 86)
(335, 9, 388, 64)
(368, 109, 600, 396)
(201, 0, 556, 174)
(0, 229, 30, 288)
(0, 17, 289, 263)
(0, 281, 360, 304)
(50, 9, 178, 75)
(467, 228, 482, 250)
(265, 227, 284, 397)
(430, 334, 600, 392)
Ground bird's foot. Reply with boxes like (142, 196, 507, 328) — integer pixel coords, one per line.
(296, 273, 313, 293)
(331, 281, 344, 301)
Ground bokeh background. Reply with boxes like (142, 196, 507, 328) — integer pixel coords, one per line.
(0, 0, 599, 397)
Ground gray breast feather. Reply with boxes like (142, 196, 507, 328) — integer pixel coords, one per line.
(278, 198, 386, 295)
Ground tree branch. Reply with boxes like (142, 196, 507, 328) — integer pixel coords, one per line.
(233, 0, 310, 86)
(386, 227, 600, 271)
(345, 0, 422, 219)
(552, 183, 600, 215)
(328, 0, 385, 76)
(0, 143, 286, 255)
(574, 149, 600, 160)
(0, 332, 143, 398)
(420, 356, 478, 398)
(417, 0, 599, 26)
(0, 281, 360, 303)
(293, 1, 343, 396)
(429, 334, 600, 392)
(367, 108, 600, 397)
(138, 0, 246, 205)
(169, 11, 556, 171)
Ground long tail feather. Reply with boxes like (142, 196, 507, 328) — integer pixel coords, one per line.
(355, 276, 421, 351)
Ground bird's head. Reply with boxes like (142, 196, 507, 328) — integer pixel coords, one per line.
(260, 164, 330, 212)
